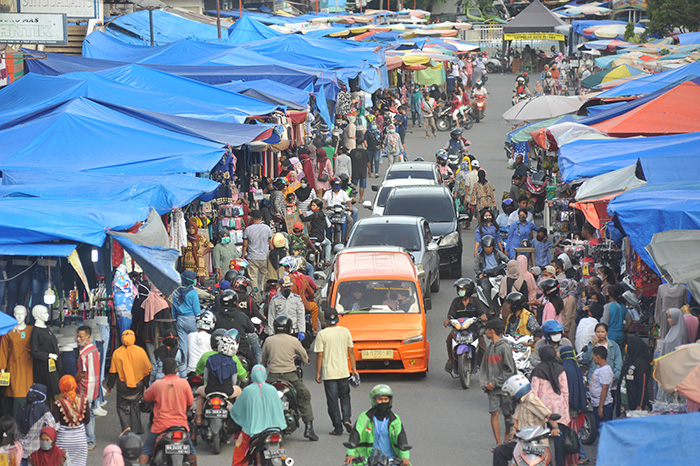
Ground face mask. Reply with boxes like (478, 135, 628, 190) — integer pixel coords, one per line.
(457, 290, 466, 297)
(550, 333, 562, 343)
(484, 217, 492, 222)
(300, 182, 308, 188)
(281, 289, 291, 298)
(221, 237, 231, 245)
(519, 217, 527, 223)
(388, 129, 395, 133)
(40, 441, 53, 451)
(375, 402, 391, 415)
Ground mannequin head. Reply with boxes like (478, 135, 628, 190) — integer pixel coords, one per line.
(32, 305, 50, 326)
(13, 305, 27, 326)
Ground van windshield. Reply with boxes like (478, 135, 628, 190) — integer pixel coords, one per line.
(335, 280, 420, 314)
(384, 195, 455, 223)
(386, 169, 434, 180)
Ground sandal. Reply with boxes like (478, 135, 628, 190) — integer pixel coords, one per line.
(329, 428, 344, 436)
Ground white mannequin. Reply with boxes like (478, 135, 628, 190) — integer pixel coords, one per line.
(13, 305, 27, 331)
(31, 305, 58, 360)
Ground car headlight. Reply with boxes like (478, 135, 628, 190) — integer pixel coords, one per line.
(440, 232, 459, 247)
(403, 334, 424, 345)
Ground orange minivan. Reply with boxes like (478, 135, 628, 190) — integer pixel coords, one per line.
(322, 246, 429, 375)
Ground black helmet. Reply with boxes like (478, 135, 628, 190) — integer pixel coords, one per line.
(450, 127, 463, 139)
(220, 289, 238, 309)
(505, 292, 527, 312)
(453, 278, 475, 296)
(273, 315, 293, 335)
(338, 173, 350, 185)
(232, 275, 251, 293)
(118, 432, 143, 462)
(481, 235, 496, 249)
(273, 177, 288, 191)
(224, 269, 240, 283)
(210, 328, 227, 349)
(520, 239, 531, 248)
(539, 278, 560, 296)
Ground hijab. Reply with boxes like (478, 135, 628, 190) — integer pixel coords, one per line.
(295, 180, 313, 202)
(662, 307, 689, 355)
(109, 330, 153, 388)
(517, 255, 537, 300)
(154, 330, 180, 361)
(560, 278, 577, 300)
(560, 346, 587, 411)
(617, 336, 651, 413)
(28, 426, 65, 466)
(17, 383, 49, 435)
(316, 148, 329, 172)
(231, 365, 286, 437)
(500, 260, 524, 298)
(56, 375, 87, 426)
(298, 153, 316, 190)
(477, 168, 487, 185)
(531, 345, 565, 394)
(174, 271, 196, 306)
(102, 445, 125, 466)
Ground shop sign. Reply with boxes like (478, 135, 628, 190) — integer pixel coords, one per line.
(504, 32, 566, 41)
(17, 0, 97, 19)
(0, 12, 67, 44)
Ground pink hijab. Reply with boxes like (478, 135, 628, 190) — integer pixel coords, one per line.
(517, 255, 537, 300)
(102, 445, 125, 466)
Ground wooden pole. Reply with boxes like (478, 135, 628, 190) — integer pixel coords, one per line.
(216, 0, 222, 39)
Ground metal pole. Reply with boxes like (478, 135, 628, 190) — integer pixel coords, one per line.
(239, 0, 242, 17)
(216, 0, 222, 38)
(148, 8, 154, 46)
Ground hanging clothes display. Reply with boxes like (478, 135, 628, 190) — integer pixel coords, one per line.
(0, 324, 34, 406)
(30, 326, 61, 399)
(211, 150, 238, 205)
(112, 265, 136, 334)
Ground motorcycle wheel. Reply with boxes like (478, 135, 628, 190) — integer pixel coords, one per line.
(213, 431, 221, 455)
(457, 353, 472, 389)
(475, 111, 481, 124)
(463, 116, 474, 131)
(581, 411, 598, 445)
(487, 63, 496, 73)
(436, 116, 450, 132)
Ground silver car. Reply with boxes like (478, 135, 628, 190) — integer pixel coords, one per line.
(363, 178, 438, 217)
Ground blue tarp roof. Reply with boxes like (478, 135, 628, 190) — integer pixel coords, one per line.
(559, 132, 700, 183)
(0, 97, 227, 175)
(219, 79, 310, 107)
(595, 62, 700, 97)
(27, 50, 329, 91)
(110, 9, 226, 45)
(0, 243, 78, 257)
(212, 10, 307, 26)
(637, 155, 700, 184)
(227, 15, 282, 44)
(677, 32, 700, 45)
(608, 182, 700, 273)
(572, 20, 637, 38)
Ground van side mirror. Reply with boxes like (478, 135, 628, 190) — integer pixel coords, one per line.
(427, 242, 439, 251)
(371, 185, 379, 192)
(362, 200, 372, 209)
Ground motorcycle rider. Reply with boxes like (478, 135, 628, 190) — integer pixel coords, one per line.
(231, 275, 266, 325)
(187, 310, 216, 375)
(345, 384, 410, 466)
(300, 199, 331, 266)
(513, 76, 531, 102)
(474, 235, 509, 318)
(139, 357, 196, 466)
(435, 150, 455, 183)
(504, 292, 541, 337)
(267, 276, 306, 336)
(289, 222, 317, 275)
(493, 374, 563, 466)
(322, 177, 355, 242)
(444, 278, 487, 372)
(214, 289, 260, 364)
(280, 256, 320, 334)
(444, 127, 469, 156)
(195, 329, 248, 386)
(262, 315, 318, 441)
(195, 330, 243, 426)
(529, 320, 572, 368)
(471, 80, 488, 117)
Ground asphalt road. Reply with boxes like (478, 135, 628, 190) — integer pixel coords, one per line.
(87, 73, 583, 466)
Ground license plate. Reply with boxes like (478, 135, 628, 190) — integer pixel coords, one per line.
(204, 408, 228, 419)
(165, 444, 189, 455)
(361, 349, 393, 359)
(263, 448, 285, 459)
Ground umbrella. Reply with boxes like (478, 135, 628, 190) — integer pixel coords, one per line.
(595, 24, 645, 39)
(646, 229, 700, 300)
(580, 39, 632, 51)
(653, 344, 700, 403)
(564, 5, 611, 16)
(501, 96, 584, 125)
(581, 64, 646, 89)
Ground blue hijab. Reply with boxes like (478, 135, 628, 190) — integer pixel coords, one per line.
(230, 365, 286, 436)
(174, 270, 197, 306)
(560, 346, 587, 411)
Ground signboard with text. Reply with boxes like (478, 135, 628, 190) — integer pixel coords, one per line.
(0, 12, 68, 44)
(17, 0, 97, 19)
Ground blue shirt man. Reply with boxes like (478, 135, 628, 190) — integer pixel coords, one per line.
(506, 209, 538, 258)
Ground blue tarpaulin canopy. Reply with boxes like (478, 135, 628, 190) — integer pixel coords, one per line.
(559, 132, 700, 183)
(677, 32, 700, 45)
(595, 62, 700, 97)
(219, 79, 310, 107)
(227, 15, 282, 44)
(637, 155, 700, 184)
(109, 9, 226, 45)
(0, 243, 78, 257)
(608, 182, 700, 272)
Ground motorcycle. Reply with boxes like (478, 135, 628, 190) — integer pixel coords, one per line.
(476, 262, 507, 316)
(247, 427, 292, 466)
(199, 392, 238, 455)
(448, 317, 481, 389)
(149, 426, 192, 466)
(486, 50, 510, 74)
(508, 413, 562, 466)
(512, 91, 529, 106)
(343, 441, 412, 466)
(525, 170, 549, 214)
(326, 204, 350, 250)
(502, 334, 534, 377)
(473, 95, 486, 123)
(271, 379, 301, 436)
(435, 105, 475, 132)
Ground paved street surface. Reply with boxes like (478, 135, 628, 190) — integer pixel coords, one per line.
(86, 73, 591, 465)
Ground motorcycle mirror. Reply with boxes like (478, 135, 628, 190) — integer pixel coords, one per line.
(343, 441, 358, 449)
(251, 317, 262, 325)
(549, 413, 562, 422)
(371, 185, 379, 192)
(427, 242, 439, 252)
(333, 244, 345, 254)
(314, 271, 327, 282)
(398, 444, 413, 451)
(363, 200, 372, 209)
(458, 214, 470, 222)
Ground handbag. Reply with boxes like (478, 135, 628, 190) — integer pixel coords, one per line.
(561, 424, 580, 455)
(317, 173, 329, 183)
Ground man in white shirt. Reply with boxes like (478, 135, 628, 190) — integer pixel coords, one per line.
(334, 147, 352, 179)
(323, 178, 355, 242)
(187, 311, 214, 373)
(575, 306, 599, 353)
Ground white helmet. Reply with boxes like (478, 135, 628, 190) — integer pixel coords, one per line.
(279, 256, 299, 273)
(217, 329, 239, 357)
(196, 310, 216, 332)
(503, 374, 531, 401)
(471, 159, 480, 169)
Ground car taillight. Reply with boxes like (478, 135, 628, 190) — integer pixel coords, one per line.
(267, 433, 281, 444)
(211, 397, 222, 407)
(172, 431, 184, 442)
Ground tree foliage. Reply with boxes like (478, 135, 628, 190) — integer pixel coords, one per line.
(647, 0, 700, 35)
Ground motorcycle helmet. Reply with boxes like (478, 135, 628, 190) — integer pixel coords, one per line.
(196, 310, 216, 332)
(230, 258, 249, 272)
(450, 127, 463, 139)
(292, 222, 304, 234)
(273, 315, 293, 335)
(220, 289, 239, 309)
(210, 328, 227, 350)
(118, 432, 143, 463)
(476, 80, 483, 88)
(505, 292, 526, 313)
(338, 173, 350, 187)
(481, 235, 496, 249)
(231, 275, 251, 293)
(224, 269, 240, 283)
(471, 159, 480, 169)
(503, 374, 531, 401)
(273, 177, 288, 191)
(520, 239, 532, 248)
(435, 149, 448, 164)
(539, 278, 560, 296)
(218, 329, 240, 357)
(272, 233, 287, 249)
(331, 177, 343, 190)
(370, 384, 393, 407)
(542, 320, 565, 342)
(279, 256, 299, 273)
(516, 76, 525, 83)
(453, 278, 475, 296)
